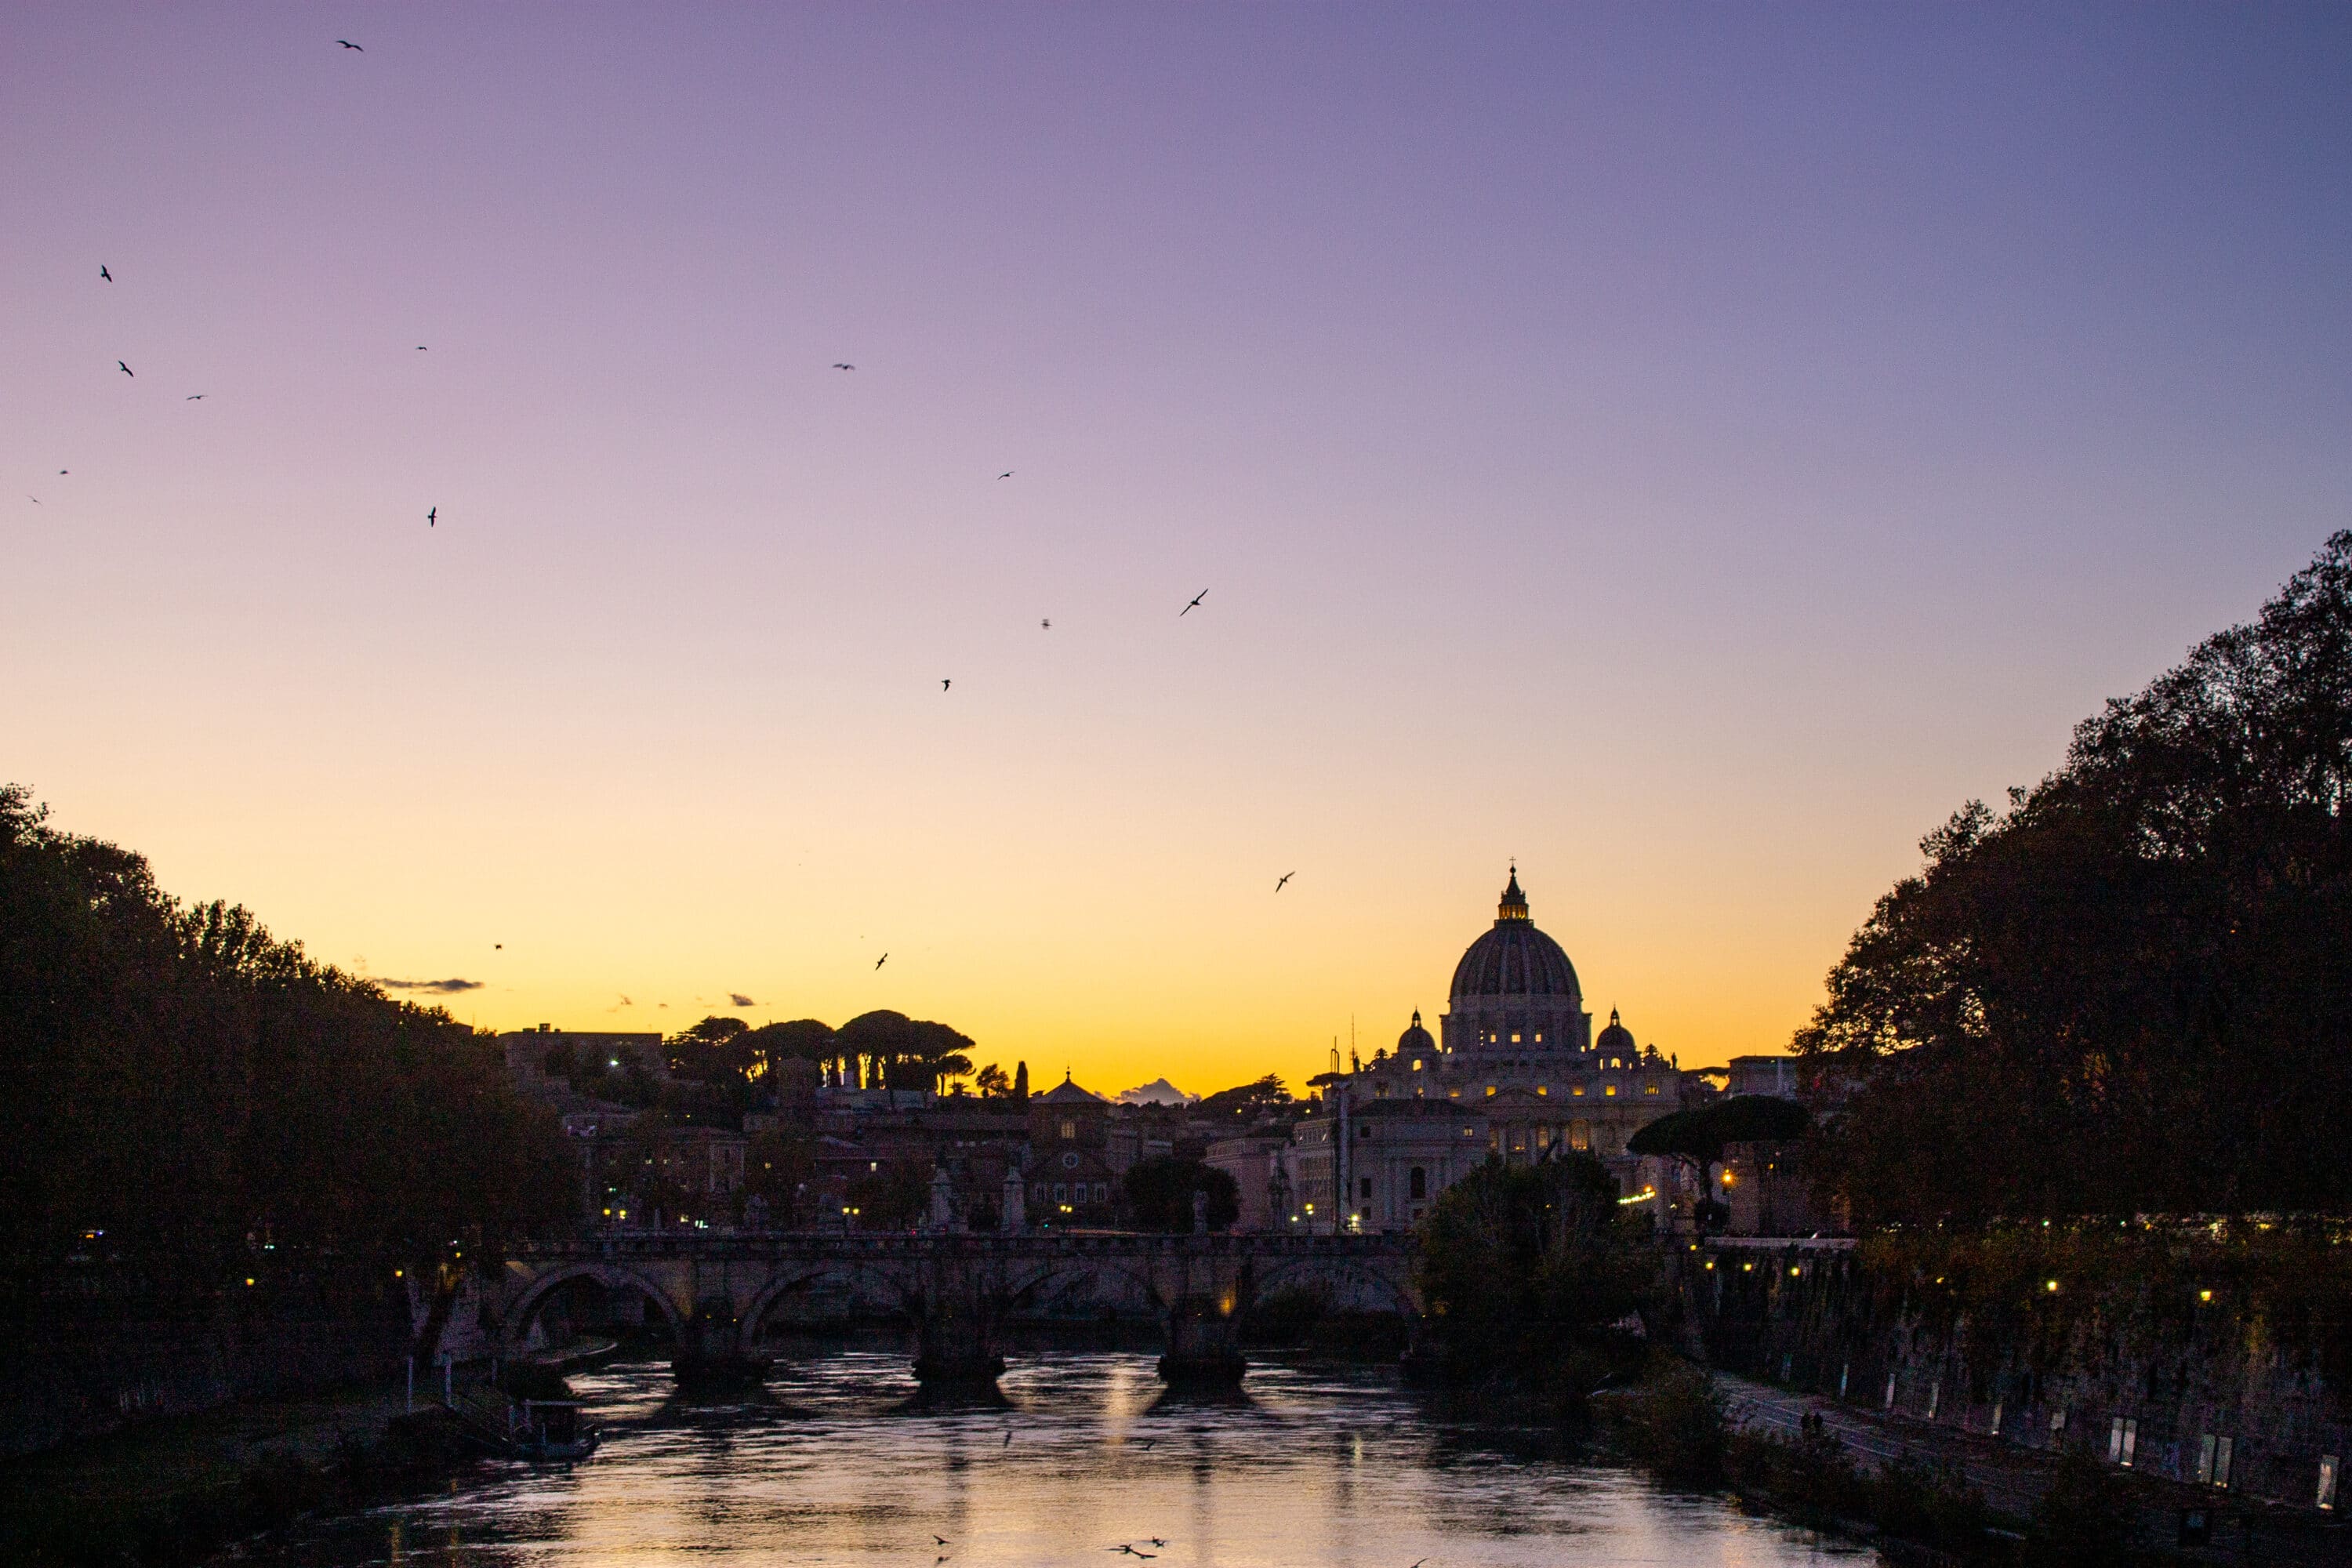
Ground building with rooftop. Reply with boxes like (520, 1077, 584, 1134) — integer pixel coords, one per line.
(1296, 866, 1688, 1232)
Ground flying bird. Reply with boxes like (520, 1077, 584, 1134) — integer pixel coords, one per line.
(1276, 872, 1294, 892)
(426, 506, 436, 527)
(186, 394, 204, 400)
(1180, 590, 1206, 615)
(99, 265, 111, 282)
(59, 470, 67, 475)
(337, 39, 363, 50)
(494, 943, 503, 949)
(933, 1537, 948, 1548)
(832, 362, 855, 370)
(997, 471, 1012, 479)
(1041, 619, 1051, 629)
(942, 679, 951, 691)
(875, 953, 888, 970)
(417, 345, 427, 350)
(117, 361, 132, 377)
(27, 496, 38, 505)
(1149, 1541, 1166, 1549)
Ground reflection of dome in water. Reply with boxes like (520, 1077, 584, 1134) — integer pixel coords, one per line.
(1448, 866, 1582, 1004)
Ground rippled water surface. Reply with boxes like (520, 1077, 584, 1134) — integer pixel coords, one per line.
(247, 1353, 1872, 1567)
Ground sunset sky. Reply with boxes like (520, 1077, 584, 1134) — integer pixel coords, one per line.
(6, 5, 2349, 1097)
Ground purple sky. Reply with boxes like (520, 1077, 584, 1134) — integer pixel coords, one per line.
(5, 5, 2349, 1090)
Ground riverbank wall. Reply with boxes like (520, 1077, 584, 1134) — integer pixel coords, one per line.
(0, 1267, 412, 1460)
(1668, 1228, 2350, 1515)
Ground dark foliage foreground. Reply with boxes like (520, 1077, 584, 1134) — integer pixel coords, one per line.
(1413, 1153, 1657, 1395)
(0, 786, 573, 1288)
(1797, 532, 2352, 1222)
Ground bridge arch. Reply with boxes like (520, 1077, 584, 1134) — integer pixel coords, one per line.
(499, 1261, 686, 1354)
(1250, 1254, 1421, 1319)
(739, 1259, 920, 1343)
(1001, 1254, 1167, 1316)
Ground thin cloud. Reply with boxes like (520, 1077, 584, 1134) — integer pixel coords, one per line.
(377, 977, 484, 994)
(729, 992, 756, 1007)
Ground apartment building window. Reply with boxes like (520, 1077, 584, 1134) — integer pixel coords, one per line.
(1093, 1182, 1109, 1203)
(1359, 1177, 1372, 1200)
(2318, 1455, 2338, 1510)
(2109, 1417, 2137, 1466)
(1060, 1120, 1076, 1140)
(1409, 1167, 1426, 1199)
(1053, 1183, 1067, 1203)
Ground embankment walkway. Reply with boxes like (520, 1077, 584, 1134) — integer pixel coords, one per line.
(1717, 1370, 2347, 1566)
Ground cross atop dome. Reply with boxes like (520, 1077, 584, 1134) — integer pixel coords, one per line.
(1497, 862, 1529, 923)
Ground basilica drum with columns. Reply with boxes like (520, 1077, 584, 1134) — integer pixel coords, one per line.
(1292, 867, 1685, 1234)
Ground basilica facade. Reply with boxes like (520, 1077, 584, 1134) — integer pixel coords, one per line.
(1293, 867, 1686, 1233)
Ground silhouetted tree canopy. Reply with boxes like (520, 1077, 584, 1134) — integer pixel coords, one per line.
(0, 786, 573, 1286)
(837, 1010, 976, 1094)
(1122, 1155, 1240, 1232)
(1626, 1096, 1809, 1164)
(1194, 1073, 1298, 1127)
(1797, 532, 2352, 1223)
(1414, 1153, 1655, 1386)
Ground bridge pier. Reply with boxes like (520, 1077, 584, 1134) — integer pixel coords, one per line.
(912, 1258, 1004, 1383)
(913, 1307, 1005, 1382)
(1157, 1294, 1245, 1385)
(675, 1297, 771, 1387)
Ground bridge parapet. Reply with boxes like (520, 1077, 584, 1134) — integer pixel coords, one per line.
(492, 1231, 1420, 1385)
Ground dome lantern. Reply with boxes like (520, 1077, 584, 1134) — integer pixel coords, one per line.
(1497, 862, 1530, 924)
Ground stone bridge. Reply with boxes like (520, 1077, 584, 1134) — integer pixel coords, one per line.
(492, 1231, 1421, 1385)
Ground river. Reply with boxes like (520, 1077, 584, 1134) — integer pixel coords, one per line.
(239, 1352, 1873, 1566)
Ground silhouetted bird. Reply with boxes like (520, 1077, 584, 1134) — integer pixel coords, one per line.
(934, 1537, 948, 1548)
(27, 497, 38, 505)
(186, 394, 204, 400)
(495, 943, 503, 949)
(99, 265, 111, 281)
(832, 362, 855, 370)
(1181, 590, 1206, 615)
(417, 345, 427, 350)
(1003, 1428, 1011, 1446)
(1276, 872, 1294, 891)
(997, 471, 1012, 479)
(338, 39, 363, 50)
(1140, 1439, 1156, 1450)
(57, 470, 67, 474)
(942, 679, 951, 691)
(875, 953, 887, 970)
(1149, 1541, 1166, 1549)
(427, 506, 437, 527)
(117, 361, 132, 377)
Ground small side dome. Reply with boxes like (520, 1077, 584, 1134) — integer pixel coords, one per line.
(1397, 1008, 1436, 1054)
(1595, 1007, 1635, 1056)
